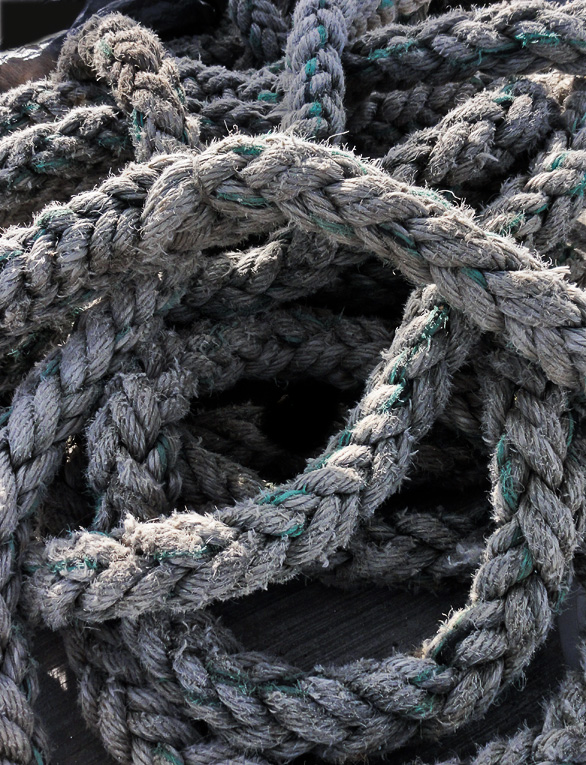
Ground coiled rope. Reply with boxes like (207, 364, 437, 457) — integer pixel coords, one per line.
(0, 0, 585, 763)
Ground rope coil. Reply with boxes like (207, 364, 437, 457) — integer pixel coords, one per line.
(0, 1, 585, 764)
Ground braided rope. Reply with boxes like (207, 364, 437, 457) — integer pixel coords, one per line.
(381, 78, 559, 187)
(229, 0, 290, 63)
(344, 0, 586, 88)
(281, 0, 355, 140)
(57, 13, 200, 160)
(1, 1, 586, 763)
(1, 132, 586, 391)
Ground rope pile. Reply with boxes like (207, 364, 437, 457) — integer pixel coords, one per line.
(0, 0, 586, 762)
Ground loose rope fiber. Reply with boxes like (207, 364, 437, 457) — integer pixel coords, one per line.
(0, 0, 586, 763)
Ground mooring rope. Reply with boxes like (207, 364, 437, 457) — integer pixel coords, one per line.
(0, 1, 585, 764)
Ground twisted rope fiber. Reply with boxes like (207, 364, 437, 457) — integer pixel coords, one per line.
(344, 0, 586, 88)
(34, 400, 584, 762)
(6, 133, 584, 764)
(0, 106, 133, 226)
(229, 0, 290, 63)
(40, 382, 490, 586)
(50, 356, 584, 760)
(0, 63, 489, 182)
(0, 278, 179, 765)
(226, 0, 428, 67)
(24, 314, 580, 760)
(25, 283, 475, 617)
(0, 70, 564, 231)
(26, 319, 584, 761)
(0, 139, 408, 764)
(347, 77, 491, 156)
(321, 63, 586, 603)
(15, 134, 586, 382)
(281, 0, 357, 140)
(1, 0, 585, 145)
(0, 28, 214, 749)
(11, 272, 396, 758)
(3, 1, 586, 235)
(84, 308, 394, 531)
(479, 84, 586, 259)
(4, 131, 586, 393)
(9, 251, 470, 760)
(0, 73, 564, 350)
(57, 13, 201, 160)
(380, 77, 560, 187)
(0, 66, 479, 156)
(3, 1, 586, 764)
(4, 0, 586, 220)
(0, 101, 580, 760)
(157, 256, 503, 590)
(54, 370, 581, 762)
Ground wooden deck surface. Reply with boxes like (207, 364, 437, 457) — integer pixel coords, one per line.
(34, 576, 576, 765)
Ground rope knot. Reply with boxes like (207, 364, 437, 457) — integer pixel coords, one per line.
(57, 13, 199, 161)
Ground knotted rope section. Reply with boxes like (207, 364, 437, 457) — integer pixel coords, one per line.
(0, 1, 586, 764)
(57, 13, 201, 159)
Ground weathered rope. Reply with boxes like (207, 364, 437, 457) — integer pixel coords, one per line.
(0, 133, 576, 764)
(24, 321, 582, 763)
(229, 0, 290, 63)
(381, 77, 560, 188)
(344, 0, 586, 89)
(57, 13, 200, 159)
(1, 1, 586, 764)
(281, 0, 355, 140)
(480, 83, 586, 257)
(6, 131, 584, 764)
(3, 132, 586, 391)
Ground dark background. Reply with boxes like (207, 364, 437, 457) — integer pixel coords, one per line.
(1, 0, 83, 50)
(0, 0, 225, 53)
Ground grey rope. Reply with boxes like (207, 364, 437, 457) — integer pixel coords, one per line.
(480, 80, 586, 257)
(229, 0, 290, 63)
(381, 78, 560, 188)
(344, 0, 586, 89)
(56, 13, 200, 159)
(281, 0, 355, 140)
(2, 133, 586, 390)
(2, 1, 586, 763)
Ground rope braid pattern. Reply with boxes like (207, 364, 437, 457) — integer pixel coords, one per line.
(4, 132, 585, 387)
(227, 0, 427, 67)
(0, 69, 569, 231)
(229, 0, 290, 63)
(84, 309, 393, 531)
(480, 82, 586, 261)
(3, 134, 584, 760)
(344, 0, 586, 89)
(281, 0, 355, 140)
(56, 14, 200, 160)
(4, 0, 586, 146)
(24, 329, 583, 762)
(42, 354, 583, 757)
(381, 78, 560, 188)
(1, 1, 586, 764)
(5, 8, 586, 227)
(25, 285, 475, 621)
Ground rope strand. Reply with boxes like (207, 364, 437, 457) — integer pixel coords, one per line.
(2, 1, 586, 763)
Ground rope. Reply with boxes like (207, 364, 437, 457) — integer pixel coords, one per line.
(0, 1, 585, 764)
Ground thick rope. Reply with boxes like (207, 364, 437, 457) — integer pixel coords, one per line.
(344, 0, 586, 89)
(2, 2, 586, 764)
(281, 0, 355, 140)
(3, 134, 586, 391)
(57, 13, 200, 160)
